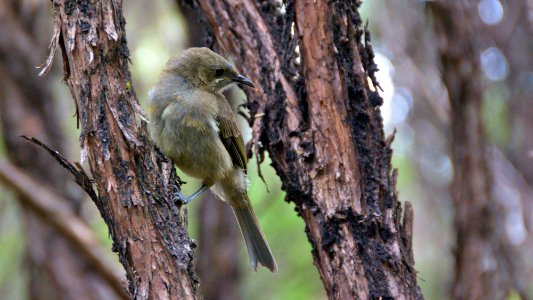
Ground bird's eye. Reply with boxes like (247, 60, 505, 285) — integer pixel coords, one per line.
(214, 68, 224, 77)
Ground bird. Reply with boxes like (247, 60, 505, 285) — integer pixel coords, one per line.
(147, 47, 277, 272)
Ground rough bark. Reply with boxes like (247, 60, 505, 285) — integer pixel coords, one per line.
(0, 1, 125, 299)
(189, 0, 423, 298)
(430, 2, 527, 299)
(39, 0, 199, 298)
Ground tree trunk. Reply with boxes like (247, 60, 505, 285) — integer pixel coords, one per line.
(0, 1, 124, 299)
(495, 1, 533, 183)
(189, 0, 423, 298)
(39, 1, 199, 298)
(430, 2, 526, 299)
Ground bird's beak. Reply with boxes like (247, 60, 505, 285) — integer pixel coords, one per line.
(232, 74, 255, 88)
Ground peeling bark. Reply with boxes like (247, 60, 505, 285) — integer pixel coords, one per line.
(40, 0, 199, 298)
(189, 0, 423, 298)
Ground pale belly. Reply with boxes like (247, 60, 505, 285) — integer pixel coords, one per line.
(156, 122, 234, 185)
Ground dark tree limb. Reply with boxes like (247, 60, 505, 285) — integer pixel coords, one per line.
(189, 0, 423, 298)
(40, 1, 200, 298)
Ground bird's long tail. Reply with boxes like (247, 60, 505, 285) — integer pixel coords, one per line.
(232, 196, 278, 272)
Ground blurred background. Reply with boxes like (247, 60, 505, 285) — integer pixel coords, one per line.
(0, 0, 531, 299)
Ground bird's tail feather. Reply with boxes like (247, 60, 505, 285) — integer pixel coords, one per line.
(233, 199, 278, 272)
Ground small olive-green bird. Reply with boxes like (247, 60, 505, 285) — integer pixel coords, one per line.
(147, 47, 277, 272)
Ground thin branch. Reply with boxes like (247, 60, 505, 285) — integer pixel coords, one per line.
(21, 136, 98, 202)
(0, 159, 129, 300)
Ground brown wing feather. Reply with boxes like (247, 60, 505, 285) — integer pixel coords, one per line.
(218, 115, 248, 173)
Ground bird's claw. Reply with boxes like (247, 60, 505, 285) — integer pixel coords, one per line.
(173, 185, 208, 205)
(173, 192, 191, 204)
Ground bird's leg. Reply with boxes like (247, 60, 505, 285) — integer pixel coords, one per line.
(174, 185, 209, 204)
(187, 185, 209, 202)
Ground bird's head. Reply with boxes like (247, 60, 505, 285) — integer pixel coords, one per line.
(165, 47, 255, 93)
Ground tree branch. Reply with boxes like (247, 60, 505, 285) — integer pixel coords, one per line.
(0, 158, 129, 299)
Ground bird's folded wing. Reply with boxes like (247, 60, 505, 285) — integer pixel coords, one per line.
(217, 115, 248, 174)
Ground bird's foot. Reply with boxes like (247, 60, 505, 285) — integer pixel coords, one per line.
(173, 185, 209, 205)
(173, 192, 192, 204)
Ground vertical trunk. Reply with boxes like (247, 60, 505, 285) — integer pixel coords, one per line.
(0, 2, 123, 299)
(430, 2, 521, 299)
(495, 1, 533, 184)
(190, 0, 423, 298)
(37, 0, 200, 298)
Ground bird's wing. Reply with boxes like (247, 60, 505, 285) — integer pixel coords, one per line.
(217, 104, 248, 173)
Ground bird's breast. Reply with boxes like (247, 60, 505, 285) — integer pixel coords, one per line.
(154, 97, 233, 181)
